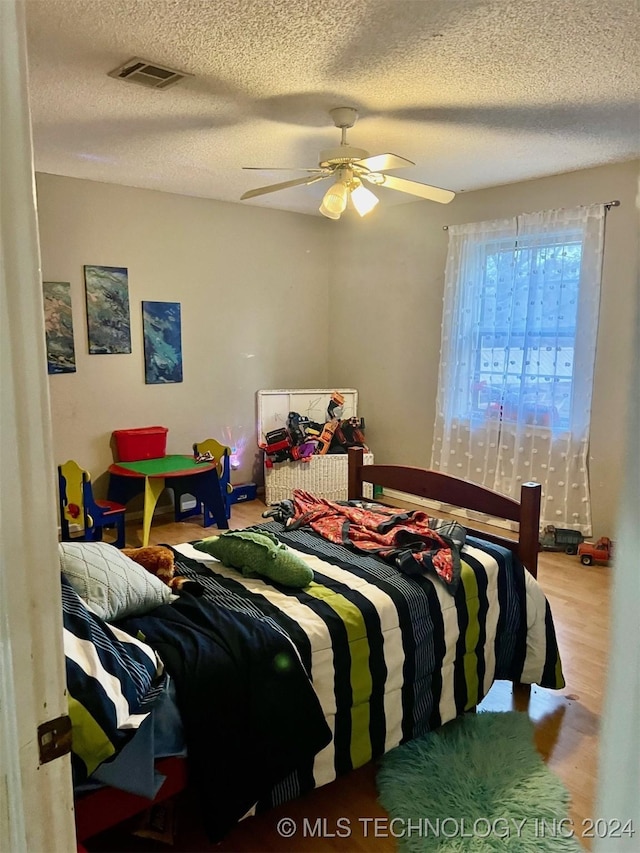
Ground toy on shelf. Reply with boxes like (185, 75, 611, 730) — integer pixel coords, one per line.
(315, 420, 339, 455)
(260, 427, 297, 468)
(290, 442, 317, 462)
(539, 524, 585, 555)
(332, 416, 367, 451)
(327, 390, 345, 420)
(286, 412, 312, 445)
(577, 537, 613, 566)
(261, 430, 317, 468)
(259, 390, 369, 468)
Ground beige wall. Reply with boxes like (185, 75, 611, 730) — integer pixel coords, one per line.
(328, 160, 639, 538)
(37, 162, 638, 538)
(36, 173, 331, 494)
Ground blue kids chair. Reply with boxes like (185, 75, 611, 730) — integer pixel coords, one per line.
(58, 460, 126, 548)
(173, 438, 233, 524)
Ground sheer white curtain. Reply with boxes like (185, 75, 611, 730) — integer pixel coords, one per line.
(431, 205, 605, 533)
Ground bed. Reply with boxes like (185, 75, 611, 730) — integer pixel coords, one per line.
(70, 447, 563, 846)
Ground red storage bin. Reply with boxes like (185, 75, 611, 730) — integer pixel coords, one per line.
(113, 426, 168, 462)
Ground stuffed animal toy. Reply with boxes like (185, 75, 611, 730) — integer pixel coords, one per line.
(122, 545, 203, 596)
(193, 529, 313, 588)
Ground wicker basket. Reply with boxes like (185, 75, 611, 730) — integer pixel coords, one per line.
(264, 453, 374, 505)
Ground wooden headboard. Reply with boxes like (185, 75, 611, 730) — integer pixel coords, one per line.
(347, 447, 541, 578)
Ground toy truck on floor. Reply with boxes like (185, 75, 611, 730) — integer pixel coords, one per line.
(539, 525, 585, 554)
(577, 537, 613, 566)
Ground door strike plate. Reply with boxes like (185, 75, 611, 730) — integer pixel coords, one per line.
(38, 714, 72, 764)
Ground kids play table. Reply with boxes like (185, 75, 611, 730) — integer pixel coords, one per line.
(107, 454, 229, 546)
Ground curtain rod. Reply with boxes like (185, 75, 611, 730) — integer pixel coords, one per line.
(441, 199, 621, 230)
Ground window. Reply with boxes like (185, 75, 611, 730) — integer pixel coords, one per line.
(470, 232, 583, 431)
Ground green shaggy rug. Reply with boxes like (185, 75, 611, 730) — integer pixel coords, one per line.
(377, 712, 581, 852)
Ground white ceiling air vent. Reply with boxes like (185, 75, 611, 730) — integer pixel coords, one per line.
(108, 58, 192, 90)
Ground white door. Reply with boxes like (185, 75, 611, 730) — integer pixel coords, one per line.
(0, 1, 76, 849)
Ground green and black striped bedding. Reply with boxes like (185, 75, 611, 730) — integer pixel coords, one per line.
(172, 521, 564, 806)
(62, 576, 166, 784)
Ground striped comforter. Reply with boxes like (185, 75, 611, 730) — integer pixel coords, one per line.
(172, 521, 564, 807)
(62, 576, 165, 784)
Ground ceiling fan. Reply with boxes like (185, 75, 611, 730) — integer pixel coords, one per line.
(240, 107, 455, 219)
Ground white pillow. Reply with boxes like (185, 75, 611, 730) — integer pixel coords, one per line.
(59, 541, 174, 621)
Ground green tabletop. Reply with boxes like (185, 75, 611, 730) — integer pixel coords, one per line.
(110, 454, 215, 477)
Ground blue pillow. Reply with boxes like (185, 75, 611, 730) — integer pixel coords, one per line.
(61, 576, 165, 784)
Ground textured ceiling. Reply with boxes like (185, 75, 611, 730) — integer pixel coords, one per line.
(26, 0, 640, 216)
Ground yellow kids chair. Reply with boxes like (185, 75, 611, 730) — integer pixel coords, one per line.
(58, 460, 126, 548)
(173, 438, 233, 524)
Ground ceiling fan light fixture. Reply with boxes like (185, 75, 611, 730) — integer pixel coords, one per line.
(318, 201, 341, 220)
(350, 183, 379, 217)
(319, 180, 349, 218)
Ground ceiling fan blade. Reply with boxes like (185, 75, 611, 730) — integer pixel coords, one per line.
(371, 174, 455, 204)
(242, 167, 328, 173)
(240, 173, 330, 201)
(356, 153, 414, 172)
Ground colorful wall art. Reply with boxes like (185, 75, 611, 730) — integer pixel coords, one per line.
(43, 281, 76, 374)
(84, 265, 131, 354)
(142, 301, 183, 384)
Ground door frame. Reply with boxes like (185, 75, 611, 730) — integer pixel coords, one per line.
(0, 1, 76, 849)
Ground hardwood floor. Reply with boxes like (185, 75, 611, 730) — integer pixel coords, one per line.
(87, 500, 610, 852)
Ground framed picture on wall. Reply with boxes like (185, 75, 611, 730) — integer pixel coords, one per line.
(142, 301, 183, 384)
(43, 281, 76, 374)
(84, 265, 132, 354)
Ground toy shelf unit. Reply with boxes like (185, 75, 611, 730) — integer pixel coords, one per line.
(257, 388, 373, 505)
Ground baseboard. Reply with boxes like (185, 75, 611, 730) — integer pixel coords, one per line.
(382, 487, 440, 511)
(382, 488, 516, 532)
